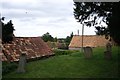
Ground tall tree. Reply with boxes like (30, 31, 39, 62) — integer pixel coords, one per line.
(74, 2, 120, 45)
(41, 32, 54, 42)
(54, 37, 57, 42)
(1, 17, 15, 43)
(65, 32, 73, 45)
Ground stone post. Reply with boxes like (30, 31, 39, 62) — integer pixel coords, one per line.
(17, 51, 27, 73)
(83, 46, 93, 59)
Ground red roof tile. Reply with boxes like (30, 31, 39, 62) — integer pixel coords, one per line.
(2, 37, 54, 62)
(69, 35, 109, 48)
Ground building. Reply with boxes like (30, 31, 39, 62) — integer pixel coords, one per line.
(1, 37, 54, 62)
(69, 35, 109, 50)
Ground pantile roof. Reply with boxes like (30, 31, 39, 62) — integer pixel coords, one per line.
(69, 35, 109, 48)
(1, 37, 54, 62)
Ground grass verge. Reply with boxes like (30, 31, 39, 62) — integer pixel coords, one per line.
(2, 46, 119, 78)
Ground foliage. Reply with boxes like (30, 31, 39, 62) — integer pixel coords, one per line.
(1, 17, 15, 43)
(41, 32, 54, 42)
(53, 49, 79, 56)
(41, 32, 73, 49)
(54, 37, 57, 42)
(57, 43, 68, 49)
(65, 32, 73, 44)
(64, 32, 73, 48)
(47, 41, 57, 49)
(2, 62, 18, 75)
(3, 46, 119, 78)
(74, 2, 120, 45)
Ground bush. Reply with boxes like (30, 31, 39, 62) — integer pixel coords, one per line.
(53, 49, 79, 56)
(2, 62, 18, 75)
(57, 43, 68, 50)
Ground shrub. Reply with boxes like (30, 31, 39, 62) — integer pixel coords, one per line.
(57, 43, 68, 50)
(53, 49, 79, 56)
(2, 62, 18, 75)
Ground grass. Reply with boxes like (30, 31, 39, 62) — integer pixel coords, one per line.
(2, 46, 119, 78)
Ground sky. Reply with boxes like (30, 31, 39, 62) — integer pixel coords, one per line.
(0, 0, 98, 38)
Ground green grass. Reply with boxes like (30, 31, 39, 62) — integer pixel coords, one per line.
(3, 46, 119, 78)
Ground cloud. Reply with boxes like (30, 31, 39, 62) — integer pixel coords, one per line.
(1, 0, 96, 38)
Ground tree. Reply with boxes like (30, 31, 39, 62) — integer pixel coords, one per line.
(65, 36, 71, 43)
(74, 2, 120, 46)
(1, 17, 15, 43)
(41, 32, 54, 42)
(54, 37, 57, 42)
(70, 32, 73, 38)
(65, 32, 73, 45)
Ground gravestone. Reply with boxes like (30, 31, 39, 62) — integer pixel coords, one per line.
(83, 46, 93, 59)
(17, 51, 27, 73)
(104, 42, 112, 60)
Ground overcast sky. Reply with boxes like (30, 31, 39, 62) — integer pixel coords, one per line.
(1, 0, 97, 38)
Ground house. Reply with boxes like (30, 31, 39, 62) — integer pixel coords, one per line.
(69, 35, 110, 50)
(1, 37, 54, 62)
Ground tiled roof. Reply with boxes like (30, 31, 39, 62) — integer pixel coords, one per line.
(69, 35, 109, 48)
(1, 37, 54, 62)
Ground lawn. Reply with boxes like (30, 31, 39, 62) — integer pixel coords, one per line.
(2, 46, 119, 78)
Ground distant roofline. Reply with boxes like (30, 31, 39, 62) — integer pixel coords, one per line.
(15, 36, 41, 38)
(73, 35, 105, 36)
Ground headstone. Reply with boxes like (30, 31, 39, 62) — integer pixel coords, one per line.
(17, 51, 27, 73)
(83, 46, 93, 59)
(106, 42, 112, 53)
(104, 42, 112, 60)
